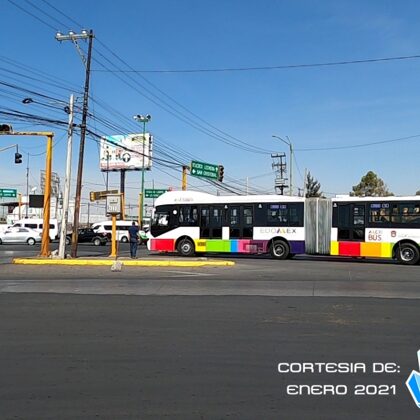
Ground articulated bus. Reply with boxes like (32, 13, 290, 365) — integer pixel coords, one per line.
(147, 191, 420, 265)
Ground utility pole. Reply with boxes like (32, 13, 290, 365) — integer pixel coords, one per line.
(58, 94, 74, 259)
(271, 153, 287, 195)
(272, 135, 293, 196)
(120, 169, 125, 220)
(56, 29, 94, 258)
(25, 153, 29, 218)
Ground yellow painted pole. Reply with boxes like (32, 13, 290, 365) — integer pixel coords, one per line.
(40, 134, 53, 257)
(182, 165, 188, 191)
(121, 193, 125, 220)
(110, 214, 117, 257)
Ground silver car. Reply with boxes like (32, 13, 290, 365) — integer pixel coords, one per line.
(0, 227, 42, 245)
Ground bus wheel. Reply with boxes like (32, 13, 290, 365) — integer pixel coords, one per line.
(396, 243, 420, 265)
(270, 240, 290, 260)
(177, 238, 195, 257)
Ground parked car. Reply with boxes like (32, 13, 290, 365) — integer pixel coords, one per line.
(65, 228, 108, 246)
(0, 226, 41, 245)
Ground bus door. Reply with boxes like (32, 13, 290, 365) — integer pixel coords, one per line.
(200, 206, 222, 239)
(336, 203, 365, 241)
(227, 205, 253, 239)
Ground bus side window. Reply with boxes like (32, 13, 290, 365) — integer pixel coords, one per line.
(200, 207, 210, 227)
(267, 204, 287, 226)
(288, 205, 299, 226)
(391, 204, 400, 223)
(369, 203, 390, 223)
(400, 203, 420, 224)
(179, 206, 198, 225)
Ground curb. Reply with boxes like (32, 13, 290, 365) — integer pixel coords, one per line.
(12, 258, 235, 267)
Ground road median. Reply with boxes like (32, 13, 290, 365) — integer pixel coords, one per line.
(12, 257, 235, 267)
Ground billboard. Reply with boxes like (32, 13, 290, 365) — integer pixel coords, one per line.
(40, 170, 60, 197)
(100, 133, 153, 172)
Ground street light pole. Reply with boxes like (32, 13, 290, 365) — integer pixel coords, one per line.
(133, 114, 151, 228)
(58, 94, 74, 259)
(56, 29, 94, 258)
(272, 135, 293, 196)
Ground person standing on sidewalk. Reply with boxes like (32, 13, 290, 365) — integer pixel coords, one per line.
(128, 222, 140, 258)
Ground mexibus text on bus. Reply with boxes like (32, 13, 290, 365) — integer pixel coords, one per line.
(147, 191, 420, 265)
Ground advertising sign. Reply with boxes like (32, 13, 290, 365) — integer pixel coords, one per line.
(100, 133, 153, 172)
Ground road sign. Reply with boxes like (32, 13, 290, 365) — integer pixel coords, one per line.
(90, 189, 119, 202)
(190, 160, 219, 180)
(0, 188, 17, 198)
(145, 189, 168, 199)
(106, 194, 122, 215)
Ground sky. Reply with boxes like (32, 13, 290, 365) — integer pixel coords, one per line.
(1, 0, 420, 215)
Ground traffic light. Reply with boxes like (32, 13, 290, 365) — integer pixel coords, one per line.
(14, 152, 22, 164)
(218, 165, 224, 182)
(0, 124, 13, 134)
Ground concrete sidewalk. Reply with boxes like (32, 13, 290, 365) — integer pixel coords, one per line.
(12, 256, 235, 267)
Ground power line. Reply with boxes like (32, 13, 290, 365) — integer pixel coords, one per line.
(295, 134, 420, 151)
(91, 54, 420, 74)
(7, 0, 57, 31)
(24, 0, 69, 31)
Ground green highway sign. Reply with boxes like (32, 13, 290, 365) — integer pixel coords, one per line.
(0, 188, 17, 198)
(190, 160, 219, 180)
(145, 189, 168, 199)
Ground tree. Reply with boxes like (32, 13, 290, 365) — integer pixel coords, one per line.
(305, 172, 323, 198)
(350, 171, 393, 197)
(416, 190, 420, 196)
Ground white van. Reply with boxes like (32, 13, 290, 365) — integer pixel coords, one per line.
(92, 220, 133, 243)
(92, 220, 148, 244)
(12, 218, 59, 241)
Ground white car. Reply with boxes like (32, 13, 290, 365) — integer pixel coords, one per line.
(0, 227, 42, 245)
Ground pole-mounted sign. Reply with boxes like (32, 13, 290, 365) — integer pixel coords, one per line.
(0, 188, 17, 198)
(106, 194, 122, 216)
(144, 189, 168, 199)
(190, 160, 219, 180)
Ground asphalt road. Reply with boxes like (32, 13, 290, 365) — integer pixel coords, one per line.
(0, 294, 419, 419)
(1, 244, 420, 419)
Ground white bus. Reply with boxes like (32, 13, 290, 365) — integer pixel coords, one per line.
(148, 191, 420, 265)
(330, 196, 420, 264)
(148, 191, 305, 259)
